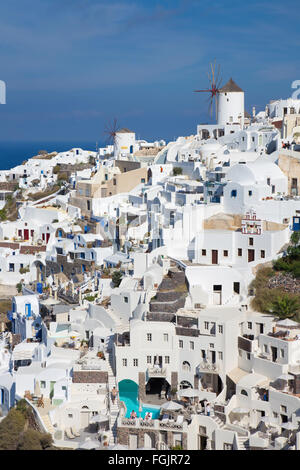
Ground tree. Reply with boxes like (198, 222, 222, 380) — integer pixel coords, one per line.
(0, 408, 26, 450)
(112, 270, 123, 287)
(173, 167, 182, 176)
(17, 429, 43, 450)
(291, 231, 300, 247)
(271, 294, 300, 319)
(16, 282, 23, 293)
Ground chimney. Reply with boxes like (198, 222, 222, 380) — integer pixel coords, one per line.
(252, 106, 256, 118)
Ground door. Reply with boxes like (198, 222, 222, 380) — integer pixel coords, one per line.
(233, 282, 240, 294)
(80, 411, 90, 429)
(271, 346, 277, 363)
(212, 250, 218, 264)
(50, 381, 56, 399)
(129, 434, 138, 450)
(248, 249, 255, 262)
(24, 229, 29, 240)
(213, 285, 222, 305)
(198, 435, 207, 450)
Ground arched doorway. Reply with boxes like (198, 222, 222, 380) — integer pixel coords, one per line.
(80, 405, 90, 429)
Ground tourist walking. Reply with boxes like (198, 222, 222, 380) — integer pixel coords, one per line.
(111, 386, 118, 404)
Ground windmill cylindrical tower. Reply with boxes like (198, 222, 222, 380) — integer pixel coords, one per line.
(217, 78, 244, 127)
(114, 128, 136, 158)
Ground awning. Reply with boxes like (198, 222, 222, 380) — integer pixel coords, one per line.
(227, 367, 249, 384)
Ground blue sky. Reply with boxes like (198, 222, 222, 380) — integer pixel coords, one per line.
(0, 0, 299, 143)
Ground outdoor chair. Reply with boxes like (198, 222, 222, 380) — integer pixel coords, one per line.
(65, 428, 76, 439)
(71, 427, 81, 437)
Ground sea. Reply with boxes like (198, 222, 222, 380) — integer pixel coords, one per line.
(0, 141, 100, 170)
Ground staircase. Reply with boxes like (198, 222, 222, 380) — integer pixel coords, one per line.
(105, 339, 119, 446)
(40, 413, 54, 434)
(211, 416, 250, 450)
(237, 434, 250, 450)
(211, 415, 225, 429)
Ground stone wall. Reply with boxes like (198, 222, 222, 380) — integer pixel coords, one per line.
(171, 371, 178, 392)
(117, 425, 188, 449)
(138, 372, 146, 402)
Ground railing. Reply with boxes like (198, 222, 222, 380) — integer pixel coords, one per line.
(119, 417, 186, 432)
(197, 361, 219, 373)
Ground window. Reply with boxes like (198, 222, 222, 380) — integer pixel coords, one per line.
(264, 344, 268, 353)
(113, 178, 116, 185)
(280, 349, 284, 358)
(201, 249, 207, 257)
(241, 389, 248, 396)
(249, 237, 254, 246)
(209, 344, 214, 349)
(147, 356, 152, 364)
(163, 333, 169, 342)
(201, 350, 206, 358)
(238, 248, 242, 256)
(124, 296, 128, 303)
(147, 333, 152, 341)
(267, 178, 270, 186)
(190, 341, 194, 350)
(248, 190, 252, 196)
(248, 322, 252, 329)
(218, 351, 223, 360)
(179, 340, 183, 348)
(204, 322, 209, 329)
(272, 185, 275, 194)
(141, 178, 145, 183)
(68, 414, 73, 419)
(280, 405, 287, 413)
(231, 189, 237, 198)
(218, 325, 223, 334)
(87, 200, 91, 211)
(165, 356, 170, 364)
(223, 250, 228, 257)
(122, 359, 127, 366)
(41, 381, 46, 389)
(247, 352, 250, 360)
(261, 250, 265, 258)
(133, 359, 138, 367)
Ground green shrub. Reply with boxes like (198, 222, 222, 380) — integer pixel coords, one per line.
(112, 270, 123, 287)
(173, 167, 182, 176)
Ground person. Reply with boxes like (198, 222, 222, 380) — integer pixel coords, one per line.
(145, 412, 151, 421)
(111, 386, 117, 404)
(206, 402, 210, 416)
(130, 410, 135, 419)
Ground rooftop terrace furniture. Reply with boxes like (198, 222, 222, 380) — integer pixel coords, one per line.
(65, 428, 76, 439)
(71, 427, 81, 437)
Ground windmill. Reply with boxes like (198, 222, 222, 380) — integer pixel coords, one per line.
(103, 118, 120, 147)
(194, 60, 222, 119)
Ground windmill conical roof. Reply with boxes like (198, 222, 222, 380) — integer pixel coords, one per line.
(220, 78, 243, 93)
(117, 128, 134, 133)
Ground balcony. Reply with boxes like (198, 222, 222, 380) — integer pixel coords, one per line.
(118, 417, 186, 432)
(197, 361, 219, 374)
(147, 366, 167, 378)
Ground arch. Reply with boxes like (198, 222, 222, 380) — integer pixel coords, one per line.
(240, 389, 248, 396)
(82, 405, 89, 410)
(182, 361, 191, 371)
(147, 168, 152, 183)
(144, 432, 156, 449)
(179, 380, 193, 389)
